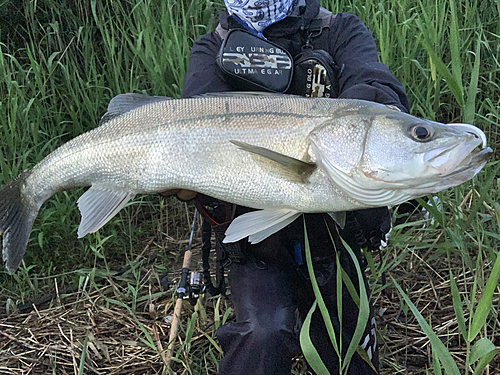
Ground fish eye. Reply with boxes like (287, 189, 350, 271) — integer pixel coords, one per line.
(410, 124, 433, 142)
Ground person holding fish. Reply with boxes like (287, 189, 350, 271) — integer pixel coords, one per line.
(0, 2, 490, 373)
(182, 0, 409, 374)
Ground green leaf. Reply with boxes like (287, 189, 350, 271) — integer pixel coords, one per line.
(185, 311, 198, 345)
(468, 251, 500, 342)
(356, 346, 377, 373)
(303, 219, 341, 356)
(105, 297, 157, 350)
(470, 337, 497, 363)
(420, 39, 464, 107)
(341, 265, 360, 308)
(341, 239, 371, 372)
(222, 306, 233, 325)
(448, 0, 464, 97)
(78, 331, 89, 375)
(391, 277, 461, 375)
(336, 254, 343, 351)
(299, 301, 331, 375)
(464, 34, 482, 124)
(449, 271, 467, 342)
(472, 348, 500, 375)
(417, 197, 445, 228)
(199, 329, 223, 354)
(432, 345, 443, 375)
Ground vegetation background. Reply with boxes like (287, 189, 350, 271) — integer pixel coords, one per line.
(0, 0, 498, 374)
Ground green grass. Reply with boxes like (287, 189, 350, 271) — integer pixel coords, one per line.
(0, 0, 499, 373)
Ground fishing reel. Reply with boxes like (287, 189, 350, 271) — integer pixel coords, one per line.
(176, 268, 206, 305)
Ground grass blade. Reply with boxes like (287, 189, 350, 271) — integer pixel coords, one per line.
(468, 250, 500, 342)
(449, 270, 467, 342)
(472, 347, 500, 375)
(78, 331, 89, 375)
(470, 337, 497, 363)
(299, 300, 331, 375)
(419, 38, 464, 107)
(448, 0, 464, 98)
(391, 276, 461, 375)
(432, 346, 443, 375)
(302, 219, 341, 357)
(464, 33, 482, 124)
(340, 238, 371, 372)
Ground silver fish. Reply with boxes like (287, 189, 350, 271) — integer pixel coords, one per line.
(0, 93, 492, 273)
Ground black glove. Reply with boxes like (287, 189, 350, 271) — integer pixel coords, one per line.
(343, 207, 392, 251)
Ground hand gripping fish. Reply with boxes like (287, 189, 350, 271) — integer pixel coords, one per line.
(0, 93, 492, 273)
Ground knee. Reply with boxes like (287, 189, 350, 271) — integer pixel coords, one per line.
(217, 311, 299, 356)
(218, 317, 295, 345)
(254, 319, 296, 346)
(216, 320, 300, 375)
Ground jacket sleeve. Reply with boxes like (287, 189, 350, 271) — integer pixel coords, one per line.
(182, 32, 232, 98)
(329, 13, 410, 112)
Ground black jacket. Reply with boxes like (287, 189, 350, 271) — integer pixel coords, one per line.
(182, 0, 409, 112)
(182, 0, 409, 252)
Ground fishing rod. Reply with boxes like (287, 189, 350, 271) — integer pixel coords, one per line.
(166, 207, 202, 363)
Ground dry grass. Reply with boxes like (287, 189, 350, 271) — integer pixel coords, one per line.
(0, 300, 168, 374)
(0, 239, 219, 375)
(1, 231, 498, 375)
(376, 249, 500, 374)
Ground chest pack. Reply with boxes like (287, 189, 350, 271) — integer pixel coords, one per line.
(215, 8, 340, 97)
(216, 28, 294, 92)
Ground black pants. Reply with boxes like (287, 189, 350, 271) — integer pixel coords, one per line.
(216, 215, 379, 375)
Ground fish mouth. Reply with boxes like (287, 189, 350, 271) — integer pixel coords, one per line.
(448, 145, 492, 174)
(424, 124, 492, 175)
(452, 123, 488, 148)
(413, 145, 492, 194)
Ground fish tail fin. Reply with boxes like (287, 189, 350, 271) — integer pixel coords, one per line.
(0, 171, 39, 274)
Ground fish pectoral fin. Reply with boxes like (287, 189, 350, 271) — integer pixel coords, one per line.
(100, 93, 172, 125)
(328, 211, 346, 229)
(77, 186, 135, 238)
(223, 209, 301, 244)
(230, 140, 317, 180)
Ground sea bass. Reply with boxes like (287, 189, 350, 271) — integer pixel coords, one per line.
(0, 94, 492, 273)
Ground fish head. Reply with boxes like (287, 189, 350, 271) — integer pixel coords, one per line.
(362, 111, 492, 188)
(311, 101, 492, 206)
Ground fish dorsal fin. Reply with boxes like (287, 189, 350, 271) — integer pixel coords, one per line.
(223, 209, 301, 244)
(99, 93, 172, 125)
(195, 91, 292, 98)
(77, 186, 135, 238)
(231, 140, 317, 180)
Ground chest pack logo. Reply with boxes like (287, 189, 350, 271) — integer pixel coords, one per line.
(222, 45, 291, 77)
(216, 29, 293, 92)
